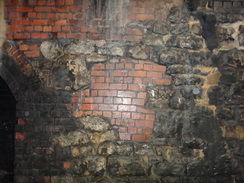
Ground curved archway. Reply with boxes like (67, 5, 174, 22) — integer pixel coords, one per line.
(0, 76, 16, 182)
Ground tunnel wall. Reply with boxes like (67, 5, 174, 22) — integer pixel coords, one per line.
(0, 0, 243, 182)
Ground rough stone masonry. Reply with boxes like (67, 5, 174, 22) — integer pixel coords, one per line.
(0, 0, 243, 182)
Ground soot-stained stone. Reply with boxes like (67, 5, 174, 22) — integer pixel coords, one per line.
(51, 54, 90, 91)
(129, 46, 148, 60)
(152, 21, 170, 35)
(166, 34, 203, 50)
(155, 161, 184, 176)
(77, 116, 111, 132)
(173, 74, 203, 85)
(167, 6, 189, 24)
(159, 48, 187, 65)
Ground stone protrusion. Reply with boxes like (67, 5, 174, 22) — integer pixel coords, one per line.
(40, 40, 63, 61)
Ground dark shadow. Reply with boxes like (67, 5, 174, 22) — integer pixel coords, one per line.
(0, 76, 16, 183)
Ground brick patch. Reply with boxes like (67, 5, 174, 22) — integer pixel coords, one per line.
(72, 59, 171, 142)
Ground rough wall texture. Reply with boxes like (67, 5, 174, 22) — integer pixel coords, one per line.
(0, 0, 243, 182)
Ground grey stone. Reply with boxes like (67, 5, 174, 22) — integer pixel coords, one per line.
(129, 46, 148, 59)
(53, 129, 90, 147)
(167, 6, 189, 24)
(167, 65, 192, 75)
(86, 52, 107, 63)
(109, 45, 124, 56)
(90, 130, 118, 144)
(152, 21, 170, 35)
(40, 40, 63, 61)
(64, 40, 95, 54)
(77, 116, 110, 132)
(238, 33, 244, 46)
(159, 48, 187, 65)
(155, 161, 184, 176)
(173, 74, 203, 85)
(144, 35, 164, 46)
(191, 23, 202, 35)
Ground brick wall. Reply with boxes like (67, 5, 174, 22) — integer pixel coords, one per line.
(4, 0, 158, 58)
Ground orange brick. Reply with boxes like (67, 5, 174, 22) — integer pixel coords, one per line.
(132, 134, 151, 142)
(16, 6, 33, 12)
(63, 162, 70, 168)
(19, 44, 29, 51)
(31, 33, 49, 39)
(128, 71, 147, 77)
(24, 50, 40, 58)
(135, 120, 153, 128)
(128, 84, 145, 91)
(92, 83, 109, 90)
(33, 19, 48, 25)
(136, 14, 154, 21)
(132, 99, 145, 106)
(143, 129, 152, 135)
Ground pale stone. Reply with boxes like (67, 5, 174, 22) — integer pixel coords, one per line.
(64, 40, 94, 54)
(86, 52, 107, 63)
(78, 116, 110, 132)
(54, 130, 90, 147)
(40, 40, 63, 61)
(90, 130, 118, 144)
(129, 46, 148, 59)
(109, 45, 124, 56)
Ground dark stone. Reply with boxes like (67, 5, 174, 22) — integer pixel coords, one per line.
(155, 161, 184, 176)
(159, 48, 187, 65)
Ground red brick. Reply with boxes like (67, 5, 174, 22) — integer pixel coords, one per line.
(132, 99, 145, 106)
(6, 34, 13, 39)
(124, 77, 133, 83)
(135, 64, 144, 70)
(91, 70, 106, 76)
(38, 0, 46, 5)
(129, 7, 145, 14)
(137, 107, 155, 114)
(8, 12, 20, 19)
(34, 6, 51, 12)
(19, 44, 29, 51)
(66, 33, 85, 39)
(48, 13, 55, 18)
(34, 26, 43, 31)
(122, 112, 131, 119)
(99, 104, 117, 111)
(92, 83, 109, 90)
(136, 14, 154, 21)
(115, 63, 125, 69)
(116, 119, 135, 126)
(82, 90, 90, 97)
(143, 64, 153, 70)
(98, 90, 117, 97)
(13, 33, 30, 39)
(132, 134, 151, 142)
(118, 105, 136, 112)
(128, 14, 137, 20)
(57, 33, 66, 38)
(72, 97, 79, 102)
(93, 63, 105, 70)
(52, 7, 70, 12)
(119, 133, 131, 140)
(103, 111, 112, 118)
(147, 72, 162, 78)
(13, 19, 29, 25)
(137, 92, 147, 99)
(61, 26, 71, 32)
(137, 1, 154, 7)
(83, 97, 94, 103)
(80, 104, 98, 110)
(113, 112, 122, 118)
(128, 71, 147, 77)
(143, 78, 153, 84)
(52, 26, 61, 32)
(16, 6, 33, 12)
(28, 12, 36, 18)
(55, 20, 67, 26)
(132, 113, 141, 119)
(63, 162, 70, 168)
(118, 91, 136, 98)
(135, 120, 153, 128)
(95, 77, 105, 83)
(110, 70, 128, 77)
(153, 78, 171, 85)
(146, 114, 155, 121)
(65, 0, 74, 5)
(56, 0, 65, 5)
(26, 26, 34, 31)
(110, 84, 127, 90)
(91, 90, 97, 96)
(128, 84, 145, 91)
(43, 26, 52, 32)
(15, 133, 25, 140)
(152, 65, 166, 72)
(119, 127, 128, 133)
(33, 19, 48, 25)
(93, 97, 103, 103)
(37, 13, 47, 18)
(143, 129, 152, 135)
(31, 33, 49, 39)
(106, 63, 115, 69)
(128, 127, 137, 133)
(24, 50, 40, 58)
